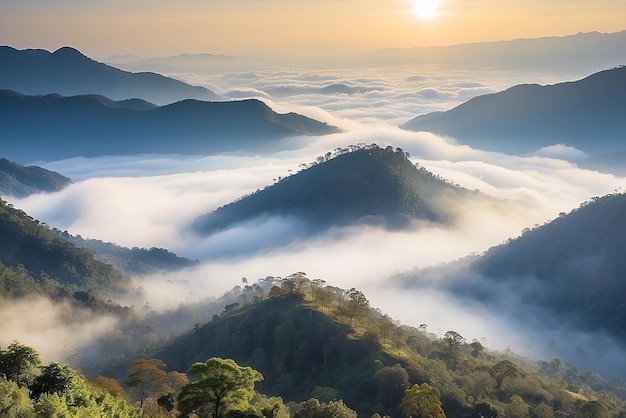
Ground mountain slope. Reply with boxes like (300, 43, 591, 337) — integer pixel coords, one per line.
(0, 90, 338, 162)
(57, 231, 198, 276)
(401, 66, 626, 156)
(0, 46, 221, 105)
(192, 145, 479, 236)
(0, 198, 129, 296)
(0, 158, 71, 197)
(396, 192, 626, 373)
(129, 276, 626, 417)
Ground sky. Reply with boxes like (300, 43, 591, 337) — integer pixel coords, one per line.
(1, 0, 625, 58)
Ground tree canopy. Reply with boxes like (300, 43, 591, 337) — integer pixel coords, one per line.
(177, 357, 263, 418)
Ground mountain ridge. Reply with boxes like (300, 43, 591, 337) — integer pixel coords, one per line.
(0, 90, 338, 162)
(0, 45, 222, 105)
(401, 66, 626, 157)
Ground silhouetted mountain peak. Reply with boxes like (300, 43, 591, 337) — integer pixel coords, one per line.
(0, 45, 223, 104)
(53, 46, 88, 59)
(401, 66, 626, 157)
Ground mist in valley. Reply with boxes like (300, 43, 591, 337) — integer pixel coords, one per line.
(4, 65, 626, 377)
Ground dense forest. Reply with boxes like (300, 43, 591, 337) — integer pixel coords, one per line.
(0, 197, 129, 298)
(193, 144, 483, 237)
(79, 273, 626, 418)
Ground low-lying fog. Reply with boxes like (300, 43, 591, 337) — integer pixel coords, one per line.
(4, 66, 625, 376)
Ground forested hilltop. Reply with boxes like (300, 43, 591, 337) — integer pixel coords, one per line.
(85, 273, 626, 418)
(193, 144, 485, 238)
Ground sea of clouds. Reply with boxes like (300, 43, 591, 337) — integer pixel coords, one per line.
(4, 65, 625, 374)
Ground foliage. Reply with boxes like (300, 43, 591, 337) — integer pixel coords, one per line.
(399, 383, 446, 418)
(177, 357, 263, 418)
(293, 398, 357, 418)
(0, 343, 141, 417)
(0, 379, 34, 417)
(126, 358, 169, 407)
(0, 341, 42, 387)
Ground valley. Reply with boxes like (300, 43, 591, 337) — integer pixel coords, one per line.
(1, 26, 626, 417)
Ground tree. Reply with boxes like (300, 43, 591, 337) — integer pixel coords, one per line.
(578, 401, 609, 418)
(470, 341, 484, 358)
(293, 398, 357, 418)
(127, 358, 169, 407)
(251, 395, 290, 418)
(505, 394, 529, 418)
(398, 383, 446, 418)
(30, 362, 83, 400)
(374, 364, 410, 408)
(347, 288, 369, 322)
(0, 379, 34, 417)
(0, 340, 42, 387)
(442, 331, 465, 369)
(89, 375, 127, 398)
(177, 357, 263, 418)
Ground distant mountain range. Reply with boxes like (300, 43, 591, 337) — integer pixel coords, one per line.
(0, 158, 71, 197)
(364, 30, 626, 75)
(396, 192, 626, 374)
(106, 31, 626, 76)
(0, 46, 222, 105)
(401, 66, 626, 158)
(0, 90, 338, 162)
(193, 145, 483, 240)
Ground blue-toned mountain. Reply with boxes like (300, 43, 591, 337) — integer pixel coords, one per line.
(0, 90, 338, 162)
(0, 46, 221, 105)
(402, 66, 626, 157)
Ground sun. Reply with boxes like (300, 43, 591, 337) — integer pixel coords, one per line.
(412, 0, 440, 20)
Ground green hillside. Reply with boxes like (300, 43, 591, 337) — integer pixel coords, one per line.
(0, 158, 71, 197)
(131, 274, 626, 418)
(193, 144, 480, 236)
(0, 198, 129, 297)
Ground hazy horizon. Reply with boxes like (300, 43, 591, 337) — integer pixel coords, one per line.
(2, 1, 626, 59)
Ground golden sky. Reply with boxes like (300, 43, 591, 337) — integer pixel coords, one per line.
(1, 0, 625, 58)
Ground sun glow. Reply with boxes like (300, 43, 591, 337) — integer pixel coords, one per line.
(412, 0, 440, 20)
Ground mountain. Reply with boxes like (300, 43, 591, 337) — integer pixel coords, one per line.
(192, 144, 482, 238)
(401, 66, 626, 157)
(0, 197, 129, 297)
(362, 30, 626, 75)
(126, 275, 626, 417)
(0, 46, 221, 105)
(0, 90, 338, 162)
(396, 192, 626, 375)
(56, 231, 199, 276)
(0, 158, 71, 197)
